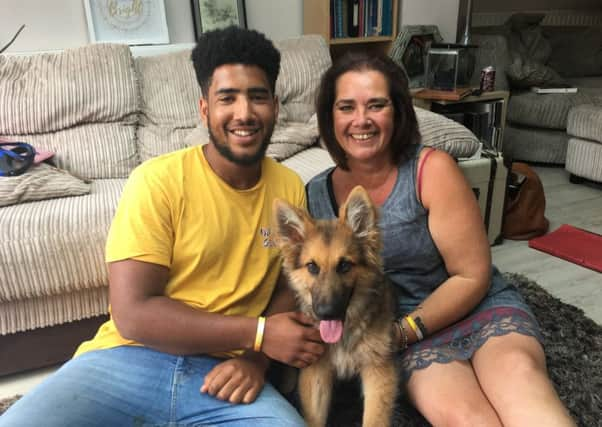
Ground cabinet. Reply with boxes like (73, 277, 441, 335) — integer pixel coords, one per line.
(413, 90, 509, 155)
(303, 0, 399, 59)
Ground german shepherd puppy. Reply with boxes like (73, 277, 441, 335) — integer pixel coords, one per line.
(273, 186, 398, 427)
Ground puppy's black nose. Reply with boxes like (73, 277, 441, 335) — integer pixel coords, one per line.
(313, 287, 352, 320)
(314, 300, 347, 320)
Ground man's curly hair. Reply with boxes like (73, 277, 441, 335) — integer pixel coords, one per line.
(191, 26, 281, 97)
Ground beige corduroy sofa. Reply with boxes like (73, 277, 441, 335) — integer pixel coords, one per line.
(0, 35, 496, 376)
(470, 11, 602, 167)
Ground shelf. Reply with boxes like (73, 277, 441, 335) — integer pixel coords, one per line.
(330, 35, 395, 45)
(413, 87, 473, 101)
(303, 0, 399, 56)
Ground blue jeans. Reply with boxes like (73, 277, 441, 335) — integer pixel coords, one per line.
(0, 346, 305, 427)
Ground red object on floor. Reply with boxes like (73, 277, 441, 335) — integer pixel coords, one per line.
(529, 224, 602, 273)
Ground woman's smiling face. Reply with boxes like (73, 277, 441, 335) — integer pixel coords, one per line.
(332, 69, 395, 166)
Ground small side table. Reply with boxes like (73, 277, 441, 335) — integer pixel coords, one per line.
(412, 89, 509, 156)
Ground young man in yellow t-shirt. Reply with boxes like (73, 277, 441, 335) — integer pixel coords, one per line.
(0, 27, 323, 427)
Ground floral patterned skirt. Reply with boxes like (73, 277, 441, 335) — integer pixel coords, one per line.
(398, 306, 543, 382)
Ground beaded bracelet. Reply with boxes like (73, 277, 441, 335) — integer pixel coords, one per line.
(397, 319, 408, 350)
(254, 316, 266, 352)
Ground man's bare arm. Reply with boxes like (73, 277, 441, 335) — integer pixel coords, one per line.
(240, 272, 306, 368)
(109, 259, 257, 354)
(109, 259, 322, 365)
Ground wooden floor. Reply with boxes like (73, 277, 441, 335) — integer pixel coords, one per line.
(1, 165, 600, 401)
(491, 165, 602, 325)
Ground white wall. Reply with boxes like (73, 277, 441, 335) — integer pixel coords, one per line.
(1, 0, 460, 53)
(0, 0, 195, 53)
(246, 0, 303, 41)
(1, 0, 88, 52)
(400, 0, 460, 42)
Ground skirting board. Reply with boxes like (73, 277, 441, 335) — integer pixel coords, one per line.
(0, 315, 108, 377)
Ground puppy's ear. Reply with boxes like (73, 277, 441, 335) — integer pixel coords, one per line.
(272, 199, 309, 247)
(340, 186, 378, 239)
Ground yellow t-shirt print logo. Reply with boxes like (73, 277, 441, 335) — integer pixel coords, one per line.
(260, 227, 274, 248)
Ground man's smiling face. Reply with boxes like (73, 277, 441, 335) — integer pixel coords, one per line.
(200, 64, 278, 166)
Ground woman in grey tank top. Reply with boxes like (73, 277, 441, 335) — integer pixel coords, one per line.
(306, 51, 575, 426)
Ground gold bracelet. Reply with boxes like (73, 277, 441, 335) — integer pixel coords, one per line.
(253, 316, 266, 352)
(405, 315, 423, 341)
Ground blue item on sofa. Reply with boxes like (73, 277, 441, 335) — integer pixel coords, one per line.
(0, 142, 35, 177)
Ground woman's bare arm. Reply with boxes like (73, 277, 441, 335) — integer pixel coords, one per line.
(401, 149, 491, 343)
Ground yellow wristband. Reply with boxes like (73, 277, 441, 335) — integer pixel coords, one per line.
(253, 316, 266, 352)
(405, 315, 423, 341)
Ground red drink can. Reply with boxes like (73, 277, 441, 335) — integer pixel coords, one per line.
(480, 66, 496, 92)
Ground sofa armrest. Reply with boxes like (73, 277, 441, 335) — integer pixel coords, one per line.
(470, 33, 512, 91)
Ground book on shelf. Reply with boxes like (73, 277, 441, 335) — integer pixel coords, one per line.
(531, 86, 578, 94)
(347, 0, 360, 37)
(331, 0, 393, 39)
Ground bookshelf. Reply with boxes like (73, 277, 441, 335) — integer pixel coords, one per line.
(303, 0, 399, 59)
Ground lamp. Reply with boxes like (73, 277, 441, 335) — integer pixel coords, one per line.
(458, 0, 474, 45)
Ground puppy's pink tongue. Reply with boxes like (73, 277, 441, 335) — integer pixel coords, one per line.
(319, 320, 343, 343)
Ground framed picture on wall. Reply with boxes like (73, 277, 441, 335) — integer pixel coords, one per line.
(83, 0, 170, 45)
(191, 0, 247, 40)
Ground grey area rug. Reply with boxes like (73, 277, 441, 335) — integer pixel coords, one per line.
(325, 273, 602, 427)
(1, 274, 600, 426)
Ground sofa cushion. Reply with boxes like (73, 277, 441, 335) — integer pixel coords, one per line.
(134, 49, 202, 162)
(267, 117, 320, 160)
(0, 179, 124, 305)
(567, 104, 602, 143)
(274, 35, 332, 124)
(566, 138, 602, 182)
(506, 53, 565, 89)
(504, 15, 551, 64)
(517, 26, 552, 64)
(0, 163, 90, 208)
(135, 50, 202, 127)
(138, 127, 193, 162)
(547, 26, 602, 78)
(0, 44, 139, 178)
(414, 108, 481, 158)
(0, 287, 109, 335)
(503, 124, 568, 164)
(565, 76, 602, 89)
(2, 124, 138, 179)
(281, 147, 336, 184)
(507, 89, 602, 129)
(499, 16, 566, 89)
